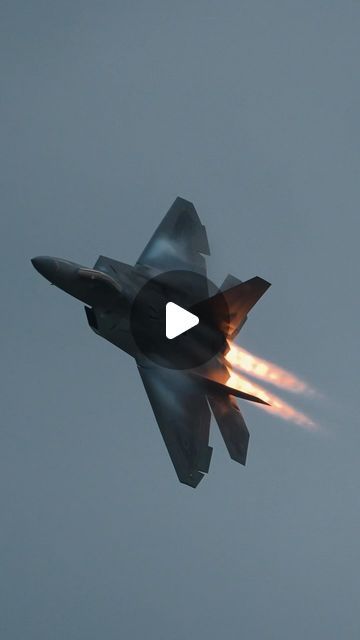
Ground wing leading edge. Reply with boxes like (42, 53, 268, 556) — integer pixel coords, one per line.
(137, 365, 212, 488)
(136, 197, 210, 276)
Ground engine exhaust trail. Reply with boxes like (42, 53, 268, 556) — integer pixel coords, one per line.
(226, 343, 315, 395)
(226, 370, 317, 430)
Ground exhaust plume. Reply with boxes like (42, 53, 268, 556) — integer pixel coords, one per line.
(226, 343, 314, 395)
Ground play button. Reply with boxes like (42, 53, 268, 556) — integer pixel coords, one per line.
(165, 302, 199, 339)
(130, 270, 229, 369)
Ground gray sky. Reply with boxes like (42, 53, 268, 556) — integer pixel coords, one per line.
(1, 2, 359, 639)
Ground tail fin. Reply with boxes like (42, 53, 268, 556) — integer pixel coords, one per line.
(194, 276, 271, 338)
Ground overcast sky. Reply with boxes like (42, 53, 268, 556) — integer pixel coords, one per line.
(1, 2, 360, 639)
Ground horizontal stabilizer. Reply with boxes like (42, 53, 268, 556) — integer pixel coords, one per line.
(194, 276, 271, 338)
(191, 373, 269, 405)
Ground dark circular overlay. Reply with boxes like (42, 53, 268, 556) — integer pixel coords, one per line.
(130, 270, 229, 370)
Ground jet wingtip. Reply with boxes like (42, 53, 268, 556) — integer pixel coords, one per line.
(174, 195, 195, 207)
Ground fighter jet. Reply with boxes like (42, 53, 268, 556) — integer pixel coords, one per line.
(32, 197, 271, 487)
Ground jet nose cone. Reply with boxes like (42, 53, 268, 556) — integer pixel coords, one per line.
(31, 256, 59, 280)
(31, 256, 42, 271)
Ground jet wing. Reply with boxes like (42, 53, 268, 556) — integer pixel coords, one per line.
(136, 197, 210, 276)
(137, 364, 212, 487)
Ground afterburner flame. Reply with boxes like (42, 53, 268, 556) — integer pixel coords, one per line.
(225, 342, 317, 430)
(226, 343, 313, 395)
(226, 371, 317, 430)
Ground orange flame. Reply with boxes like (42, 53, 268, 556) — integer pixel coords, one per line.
(226, 370, 317, 430)
(226, 343, 314, 395)
(224, 342, 317, 430)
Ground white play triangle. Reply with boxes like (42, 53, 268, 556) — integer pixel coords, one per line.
(165, 302, 199, 340)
